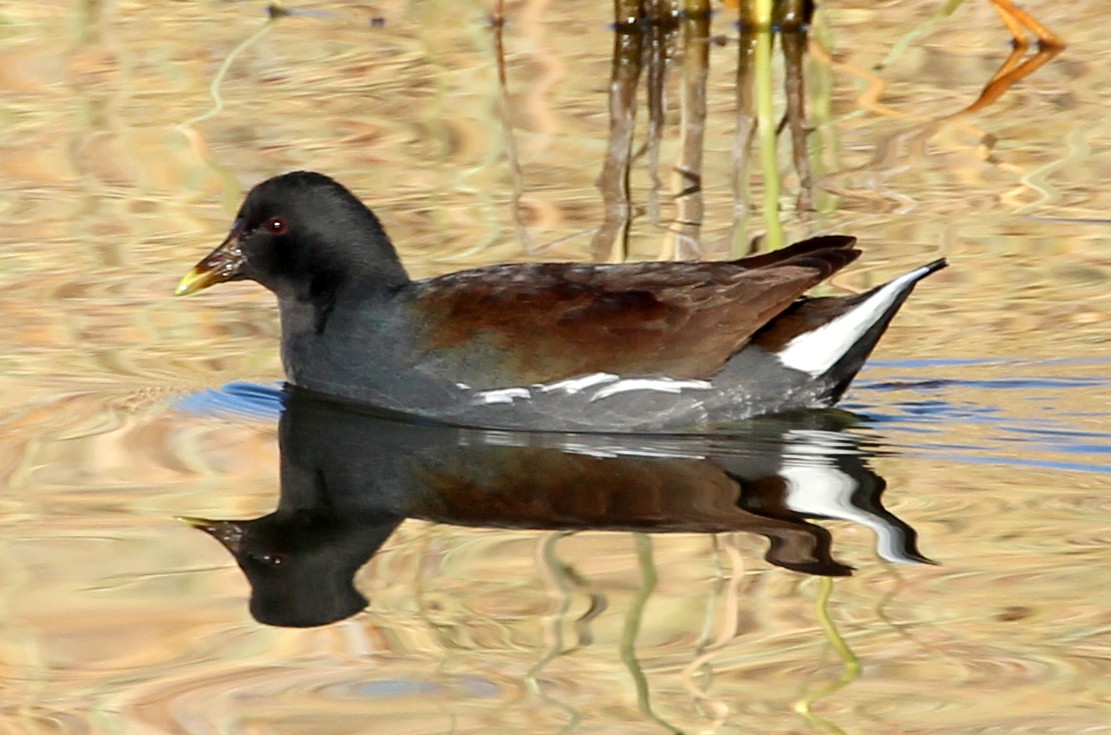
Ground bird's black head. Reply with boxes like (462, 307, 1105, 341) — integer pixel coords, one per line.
(176, 171, 409, 301)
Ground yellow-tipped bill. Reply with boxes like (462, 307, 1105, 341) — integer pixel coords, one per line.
(175, 228, 246, 296)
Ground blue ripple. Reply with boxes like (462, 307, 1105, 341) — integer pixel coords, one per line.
(174, 382, 285, 420)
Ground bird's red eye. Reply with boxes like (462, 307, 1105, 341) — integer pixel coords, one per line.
(267, 217, 288, 235)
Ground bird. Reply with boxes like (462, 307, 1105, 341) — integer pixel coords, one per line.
(176, 171, 946, 433)
(179, 391, 929, 627)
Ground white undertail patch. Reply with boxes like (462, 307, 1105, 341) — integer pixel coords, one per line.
(775, 264, 934, 376)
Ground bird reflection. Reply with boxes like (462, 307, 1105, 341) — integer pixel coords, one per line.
(182, 389, 929, 628)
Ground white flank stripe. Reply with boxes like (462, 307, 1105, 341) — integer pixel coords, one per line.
(776, 265, 931, 376)
(471, 373, 712, 406)
(475, 387, 532, 404)
(591, 377, 712, 401)
(539, 372, 618, 394)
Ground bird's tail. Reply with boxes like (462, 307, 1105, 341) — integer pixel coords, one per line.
(769, 258, 948, 402)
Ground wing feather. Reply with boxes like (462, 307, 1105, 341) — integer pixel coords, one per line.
(411, 237, 860, 386)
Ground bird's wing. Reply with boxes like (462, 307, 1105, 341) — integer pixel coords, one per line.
(410, 236, 860, 386)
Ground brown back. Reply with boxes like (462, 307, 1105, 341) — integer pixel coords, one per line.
(412, 236, 860, 384)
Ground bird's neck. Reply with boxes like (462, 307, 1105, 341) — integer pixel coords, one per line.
(345, 208, 411, 294)
(348, 239, 410, 295)
(279, 233, 410, 334)
(276, 281, 414, 399)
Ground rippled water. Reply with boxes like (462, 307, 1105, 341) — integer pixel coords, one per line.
(2, 0, 1109, 732)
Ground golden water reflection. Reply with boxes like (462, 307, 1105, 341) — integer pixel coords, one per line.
(1, 0, 1109, 732)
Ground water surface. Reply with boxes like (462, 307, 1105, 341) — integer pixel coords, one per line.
(1, 0, 1108, 732)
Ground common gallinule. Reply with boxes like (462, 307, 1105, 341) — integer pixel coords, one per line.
(177, 171, 946, 432)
